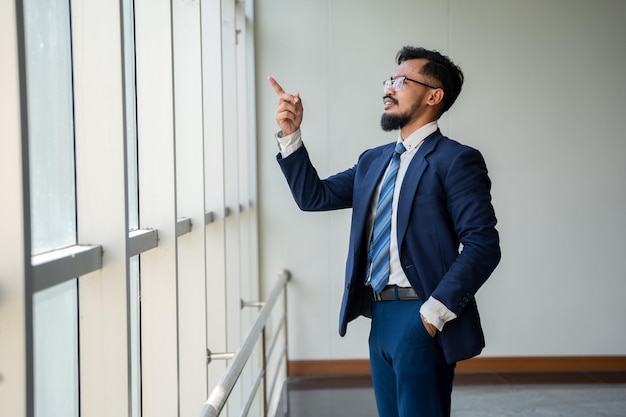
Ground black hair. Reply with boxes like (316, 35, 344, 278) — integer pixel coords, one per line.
(396, 46, 464, 116)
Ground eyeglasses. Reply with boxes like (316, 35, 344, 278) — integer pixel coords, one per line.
(383, 76, 438, 93)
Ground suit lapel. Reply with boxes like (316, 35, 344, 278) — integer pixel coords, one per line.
(397, 132, 442, 248)
(353, 144, 394, 249)
(361, 145, 394, 204)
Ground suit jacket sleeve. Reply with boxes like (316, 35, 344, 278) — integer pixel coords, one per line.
(428, 145, 500, 316)
(277, 145, 355, 211)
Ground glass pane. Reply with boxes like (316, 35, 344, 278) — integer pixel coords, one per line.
(122, 0, 141, 414)
(129, 256, 142, 417)
(24, 1, 79, 415)
(23, 0, 76, 254)
(123, 0, 139, 230)
(33, 280, 79, 417)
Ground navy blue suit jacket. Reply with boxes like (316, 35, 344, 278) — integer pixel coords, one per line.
(277, 130, 501, 363)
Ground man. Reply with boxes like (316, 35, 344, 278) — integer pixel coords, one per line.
(269, 46, 501, 417)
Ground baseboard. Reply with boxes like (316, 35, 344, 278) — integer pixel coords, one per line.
(454, 356, 626, 373)
(288, 356, 626, 376)
(289, 359, 370, 376)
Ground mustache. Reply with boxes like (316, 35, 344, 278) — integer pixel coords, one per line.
(383, 95, 398, 105)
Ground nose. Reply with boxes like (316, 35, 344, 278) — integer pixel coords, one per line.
(384, 83, 396, 95)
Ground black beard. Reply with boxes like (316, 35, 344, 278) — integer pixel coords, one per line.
(380, 95, 424, 131)
(380, 113, 410, 131)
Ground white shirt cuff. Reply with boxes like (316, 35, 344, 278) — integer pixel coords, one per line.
(420, 296, 457, 332)
(275, 129, 303, 158)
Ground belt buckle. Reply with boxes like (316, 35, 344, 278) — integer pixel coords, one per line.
(372, 289, 382, 301)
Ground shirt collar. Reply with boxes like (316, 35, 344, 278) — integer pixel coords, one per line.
(397, 120, 438, 152)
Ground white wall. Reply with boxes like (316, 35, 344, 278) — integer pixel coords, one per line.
(256, 0, 626, 360)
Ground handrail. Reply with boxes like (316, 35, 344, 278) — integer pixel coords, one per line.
(199, 269, 291, 417)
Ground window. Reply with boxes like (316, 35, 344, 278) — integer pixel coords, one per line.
(122, 0, 142, 415)
(23, 0, 79, 416)
(5, 1, 264, 416)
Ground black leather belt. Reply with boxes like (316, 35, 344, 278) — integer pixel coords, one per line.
(373, 285, 419, 301)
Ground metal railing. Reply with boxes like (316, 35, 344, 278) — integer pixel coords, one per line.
(199, 269, 291, 417)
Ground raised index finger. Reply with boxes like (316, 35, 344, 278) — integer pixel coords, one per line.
(268, 76, 285, 96)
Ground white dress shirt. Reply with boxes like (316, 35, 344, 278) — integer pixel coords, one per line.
(276, 124, 457, 331)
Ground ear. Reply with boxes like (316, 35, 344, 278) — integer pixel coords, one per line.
(427, 88, 444, 107)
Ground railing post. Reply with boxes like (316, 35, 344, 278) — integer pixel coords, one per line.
(282, 273, 290, 417)
(261, 328, 268, 417)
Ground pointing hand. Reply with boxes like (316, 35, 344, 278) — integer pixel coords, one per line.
(268, 76, 303, 136)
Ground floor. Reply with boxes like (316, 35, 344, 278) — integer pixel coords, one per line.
(276, 372, 626, 417)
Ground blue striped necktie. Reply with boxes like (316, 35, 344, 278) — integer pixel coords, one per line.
(368, 141, 406, 294)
